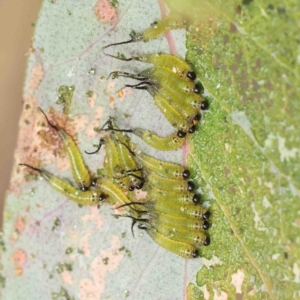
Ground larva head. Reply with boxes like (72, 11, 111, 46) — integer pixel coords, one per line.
(193, 83, 202, 94)
(204, 236, 211, 246)
(192, 249, 198, 258)
(134, 180, 144, 190)
(188, 125, 196, 134)
(187, 181, 195, 192)
(203, 211, 211, 220)
(193, 113, 201, 122)
(192, 194, 200, 204)
(187, 71, 196, 81)
(182, 170, 190, 179)
(177, 131, 186, 138)
(200, 100, 209, 110)
(203, 221, 210, 230)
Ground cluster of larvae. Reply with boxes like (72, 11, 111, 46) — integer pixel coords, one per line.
(20, 12, 211, 258)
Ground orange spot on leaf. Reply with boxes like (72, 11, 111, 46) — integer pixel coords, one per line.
(12, 249, 27, 267)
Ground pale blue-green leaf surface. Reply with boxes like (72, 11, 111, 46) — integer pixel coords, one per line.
(1, 0, 299, 300)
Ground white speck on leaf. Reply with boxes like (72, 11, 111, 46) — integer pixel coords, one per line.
(262, 196, 272, 208)
(251, 203, 267, 232)
(231, 269, 245, 294)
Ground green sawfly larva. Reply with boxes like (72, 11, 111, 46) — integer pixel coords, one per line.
(147, 186, 201, 205)
(105, 53, 197, 81)
(137, 152, 190, 180)
(138, 224, 199, 259)
(103, 13, 187, 47)
(19, 164, 104, 206)
(39, 108, 91, 191)
(147, 172, 195, 193)
(86, 118, 144, 191)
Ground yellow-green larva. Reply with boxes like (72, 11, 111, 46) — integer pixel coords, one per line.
(147, 186, 201, 205)
(137, 152, 190, 180)
(19, 164, 104, 206)
(147, 172, 195, 193)
(138, 224, 198, 259)
(103, 13, 186, 46)
(132, 128, 186, 151)
(106, 53, 197, 81)
(39, 108, 91, 191)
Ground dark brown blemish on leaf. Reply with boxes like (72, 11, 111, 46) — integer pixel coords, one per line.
(230, 23, 237, 33)
(236, 292, 244, 300)
(230, 186, 237, 194)
(232, 64, 238, 75)
(224, 166, 231, 177)
(236, 5, 242, 15)
(252, 80, 260, 90)
(224, 35, 229, 44)
(215, 55, 221, 68)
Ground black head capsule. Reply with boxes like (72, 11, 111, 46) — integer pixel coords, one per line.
(99, 194, 106, 202)
(203, 211, 210, 220)
(193, 114, 201, 122)
(203, 221, 210, 230)
(204, 236, 211, 246)
(200, 100, 209, 110)
(192, 249, 198, 258)
(80, 186, 89, 192)
(182, 170, 190, 179)
(177, 131, 186, 138)
(192, 194, 200, 204)
(188, 125, 196, 134)
(135, 181, 144, 190)
(187, 181, 195, 192)
(91, 179, 97, 187)
(193, 83, 201, 94)
(129, 186, 135, 191)
(187, 71, 196, 81)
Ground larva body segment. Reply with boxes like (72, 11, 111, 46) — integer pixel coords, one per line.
(132, 53, 195, 80)
(147, 199, 208, 220)
(149, 89, 194, 133)
(147, 187, 200, 205)
(132, 128, 185, 151)
(58, 129, 92, 190)
(137, 153, 190, 180)
(151, 219, 208, 246)
(142, 225, 198, 259)
(150, 212, 209, 232)
(141, 14, 187, 42)
(108, 120, 144, 190)
(92, 178, 131, 206)
(147, 173, 194, 193)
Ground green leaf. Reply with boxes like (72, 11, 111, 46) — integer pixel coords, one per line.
(186, 0, 300, 299)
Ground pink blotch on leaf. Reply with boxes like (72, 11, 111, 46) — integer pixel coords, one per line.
(14, 216, 26, 233)
(28, 63, 44, 90)
(61, 269, 73, 285)
(95, 0, 118, 23)
(85, 107, 104, 138)
(79, 235, 123, 300)
(87, 92, 97, 108)
(12, 249, 27, 267)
